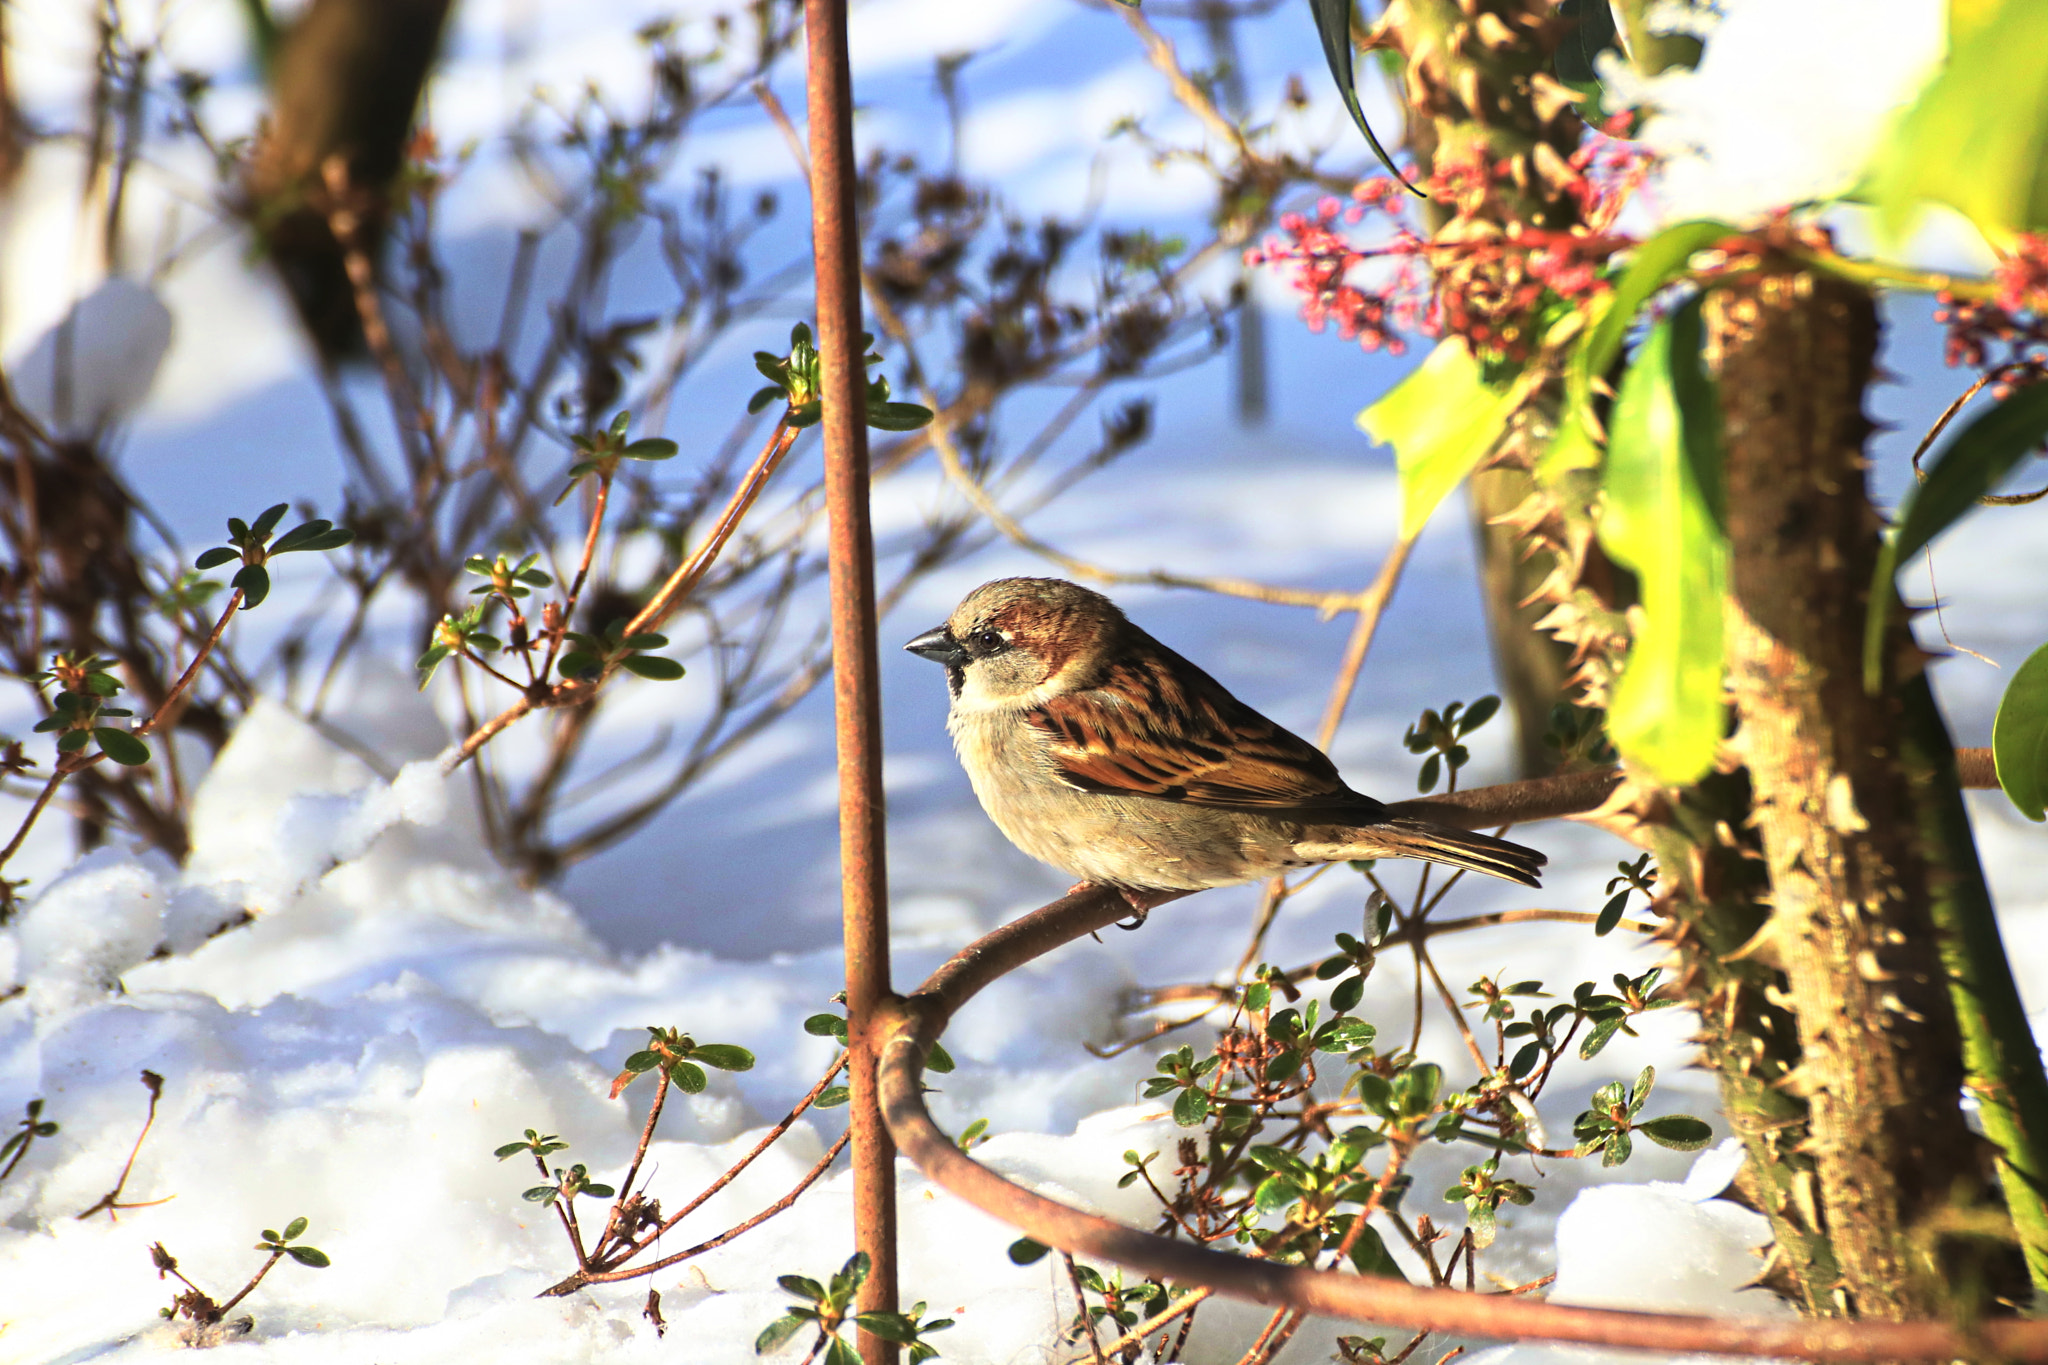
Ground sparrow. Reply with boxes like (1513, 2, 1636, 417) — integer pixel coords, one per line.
(903, 577, 1545, 900)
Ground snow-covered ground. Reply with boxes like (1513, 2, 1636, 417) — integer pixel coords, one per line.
(4, 0, 2046, 1361)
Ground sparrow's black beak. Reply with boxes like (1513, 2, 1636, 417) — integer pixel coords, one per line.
(903, 626, 968, 667)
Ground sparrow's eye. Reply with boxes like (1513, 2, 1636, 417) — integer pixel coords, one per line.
(968, 628, 1007, 656)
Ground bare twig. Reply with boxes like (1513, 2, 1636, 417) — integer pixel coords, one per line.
(77, 1070, 171, 1220)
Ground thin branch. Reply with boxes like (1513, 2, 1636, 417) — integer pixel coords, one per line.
(1083, 1287, 1215, 1363)
(545, 1127, 851, 1292)
(1062, 1251, 1110, 1365)
(77, 1070, 170, 1220)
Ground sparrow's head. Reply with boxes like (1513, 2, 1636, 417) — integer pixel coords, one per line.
(904, 577, 1126, 709)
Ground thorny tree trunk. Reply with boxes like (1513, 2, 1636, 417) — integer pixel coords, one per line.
(1708, 269, 2021, 1315)
(1376, 0, 1848, 1302)
(1383, 0, 1583, 777)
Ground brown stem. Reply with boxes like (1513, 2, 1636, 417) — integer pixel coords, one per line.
(544, 475, 612, 678)
(803, 0, 897, 1355)
(605, 1054, 847, 1268)
(1062, 1251, 1110, 1365)
(872, 884, 2048, 1361)
(138, 589, 243, 739)
(543, 1128, 851, 1294)
(446, 419, 802, 774)
(212, 1249, 284, 1321)
(592, 1066, 672, 1262)
(622, 421, 797, 640)
(77, 1070, 167, 1219)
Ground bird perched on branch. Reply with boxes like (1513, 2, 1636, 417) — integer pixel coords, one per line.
(905, 578, 1545, 906)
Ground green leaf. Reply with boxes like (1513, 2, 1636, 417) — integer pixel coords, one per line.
(1868, 0, 2048, 245)
(1346, 1222, 1407, 1279)
(415, 645, 453, 690)
(233, 564, 272, 610)
(1355, 1073, 1394, 1119)
(557, 651, 602, 681)
(692, 1044, 755, 1072)
(748, 385, 784, 414)
(1994, 642, 2048, 820)
(195, 546, 239, 569)
(624, 438, 679, 460)
(778, 1273, 826, 1299)
(866, 402, 934, 432)
(1638, 1114, 1714, 1151)
(623, 1050, 661, 1073)
(94, 728, 151, 766)
(1571, 220, 1734, 426)
(251, 503, 290, 539)
(668, 1061, 708, 1094)
(1578, 1015, 1626, 1059)
(1458, 694, 1501, 734)
(583, 1182, 616, 1198)
(281, 527, 354, 554)
(1331, 974, 1364, 1014)
(804, 1013, 848, 1040)
(620, 654, 685, 681)
(1308, 0, 1418, 192)
(815, 1085, 850, 1108)
(853, 1312, 918, 1344)
(755, 1311, 809, 1355)
(1630, 1065, 1656, 1115)
(836, 1251, 872, 1294)
(1552, 0, 1623, 109)
(823, 1337, 862, 1365)
(1254, 1173, 1302, 1212)
(1359, 338, 1521, 538)
(1602, 1128, 1633, 1166)
(523, 1185, 559, 1203)
(56, 730, 89, 753)
(1172, 1086, 1211, 1127)
(286, 1245, 330, 1267)
(494, 1141, 530, 1159)
(1392, 1062, 1443, 1119)
(1008, 1237, 1050, 1265)
(1596, 296, 1727, 787)
(269, 520, 332, 553)
(1595, 890, 1630, 936)
(925, 1041, 956, 1075)
(281, 1216, 308, 1241)
(1865, 383, 2048, 691)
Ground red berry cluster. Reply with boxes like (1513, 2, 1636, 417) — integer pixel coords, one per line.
(1246, 125, 1652, 362)
(1936, 233, 2048, 385)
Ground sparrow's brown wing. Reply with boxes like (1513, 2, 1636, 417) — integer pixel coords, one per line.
(1023, 642, 1385, 818)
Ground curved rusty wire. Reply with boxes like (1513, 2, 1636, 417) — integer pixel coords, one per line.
(875, 766, 2041, 1363)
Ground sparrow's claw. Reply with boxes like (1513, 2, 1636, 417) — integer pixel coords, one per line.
(1114, 884, 1155, 930)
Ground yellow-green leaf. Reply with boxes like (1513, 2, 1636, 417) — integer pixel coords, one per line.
(1869, 0, 2048, 245)
(1993, 642, 2048, 822)
(1597, 297, 1727, 787)
(1358, 339, 1520, 538)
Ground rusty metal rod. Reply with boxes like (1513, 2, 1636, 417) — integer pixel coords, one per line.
(804, 0, 897, 1356)
(874, 777, 2048, 1362)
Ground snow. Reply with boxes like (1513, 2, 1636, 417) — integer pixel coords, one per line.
(1603, 0, 1948, 232)
(0, 0, 2040, 1362)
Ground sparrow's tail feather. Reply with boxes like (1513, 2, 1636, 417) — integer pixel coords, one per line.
(1298, 819, 1546, 888)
